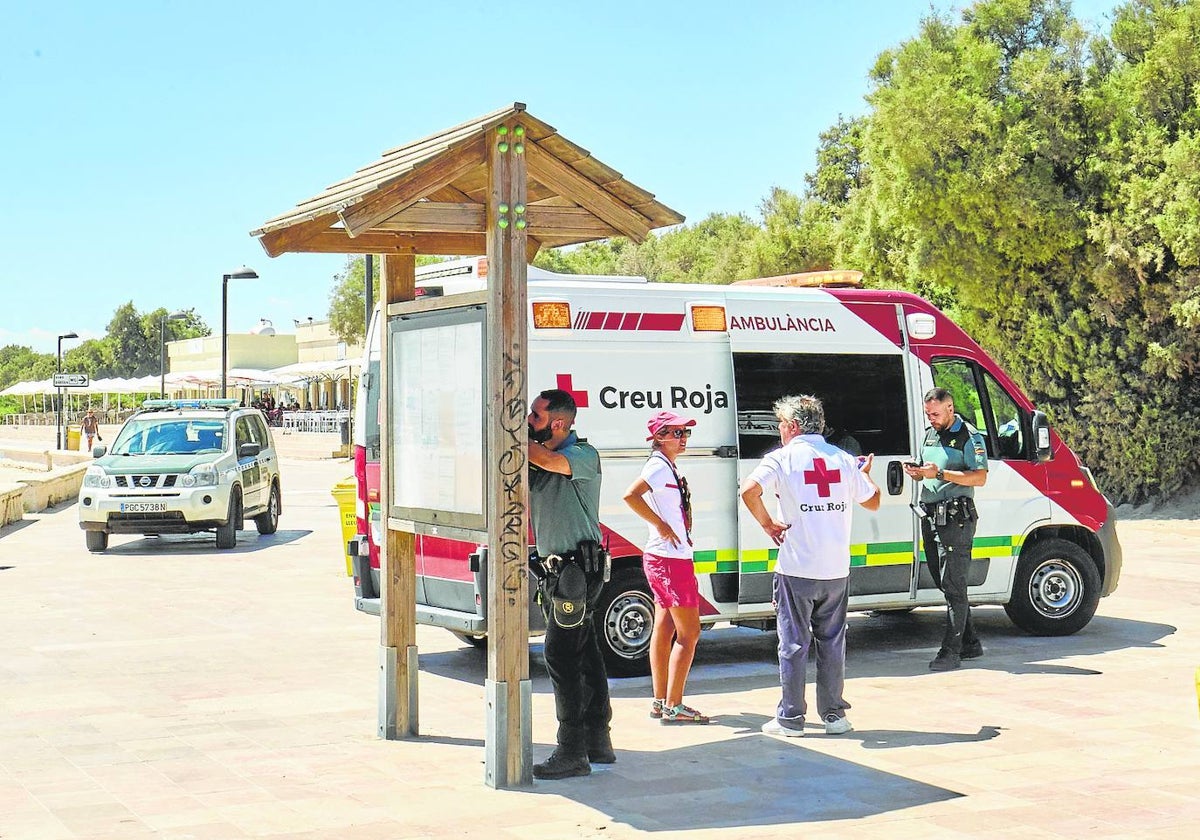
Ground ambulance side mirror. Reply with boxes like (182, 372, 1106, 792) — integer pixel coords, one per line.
(1031, 411, 1052, 462)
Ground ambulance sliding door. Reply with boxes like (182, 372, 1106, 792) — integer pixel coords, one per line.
(728, 297, 917, 608)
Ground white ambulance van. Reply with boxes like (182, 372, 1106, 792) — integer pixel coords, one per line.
(347, 258, 1122, 676)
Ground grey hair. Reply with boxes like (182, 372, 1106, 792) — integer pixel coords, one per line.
(773, 394, 825, 436)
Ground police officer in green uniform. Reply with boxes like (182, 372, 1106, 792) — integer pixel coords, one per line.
(903, 388, 989, 671)
(527, 388, 612, 780)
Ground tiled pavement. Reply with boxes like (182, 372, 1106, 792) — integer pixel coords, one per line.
(1, 450, 1197, 838)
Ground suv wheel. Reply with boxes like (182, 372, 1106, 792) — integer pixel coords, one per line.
(255, 483, 280, 535)
(216, 490, 241, 549)
(85, 531, 108, 553)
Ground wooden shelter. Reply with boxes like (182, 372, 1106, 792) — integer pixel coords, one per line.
(251, 103, 682, 788)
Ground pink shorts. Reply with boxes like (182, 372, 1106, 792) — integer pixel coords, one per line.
(642, 553, 700, 609)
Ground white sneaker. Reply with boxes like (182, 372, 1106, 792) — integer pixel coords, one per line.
(761, 718, 805, 737)
(824, 715, 853, 735)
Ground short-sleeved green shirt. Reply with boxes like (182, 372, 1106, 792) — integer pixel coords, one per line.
(528, 432, 602, 557)
(919, 415, 988, 503)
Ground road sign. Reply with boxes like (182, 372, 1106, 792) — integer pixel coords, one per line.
(53, 373, 89, 388)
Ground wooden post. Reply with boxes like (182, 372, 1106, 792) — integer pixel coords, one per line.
(379, 252, 419, 739)
(484, 122, 532, 788)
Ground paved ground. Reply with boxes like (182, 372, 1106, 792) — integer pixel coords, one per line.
(1, 450, 1197, 839)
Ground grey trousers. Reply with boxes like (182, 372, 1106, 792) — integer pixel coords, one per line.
(773, 573, 851, 728)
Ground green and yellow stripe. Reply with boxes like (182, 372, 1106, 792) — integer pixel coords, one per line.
(689, 535, 1024, 575)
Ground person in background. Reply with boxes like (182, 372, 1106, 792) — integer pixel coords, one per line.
(623, 410, 709, 726)
(740, 394, 880, 737)
(80, 408, 101, 451)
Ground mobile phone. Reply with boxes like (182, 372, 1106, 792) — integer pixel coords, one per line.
(902, 460, 922, 469)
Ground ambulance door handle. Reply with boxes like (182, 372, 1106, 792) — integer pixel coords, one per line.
(886, 461, 905, 495)
(716, 445, 738, 458)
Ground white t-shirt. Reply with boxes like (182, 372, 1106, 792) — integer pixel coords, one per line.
(637, 454, 693, 560)
(745, 434, 875, 579)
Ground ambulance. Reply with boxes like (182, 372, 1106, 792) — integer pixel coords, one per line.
(347, 258, 1122, 676)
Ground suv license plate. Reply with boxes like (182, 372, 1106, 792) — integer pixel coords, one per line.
(120, 502, 167, 513)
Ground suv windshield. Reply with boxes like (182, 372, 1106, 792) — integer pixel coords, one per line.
(111, 418, 228, 456)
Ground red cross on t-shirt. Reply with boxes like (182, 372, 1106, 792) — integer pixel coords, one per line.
(803, 457, 842, 498)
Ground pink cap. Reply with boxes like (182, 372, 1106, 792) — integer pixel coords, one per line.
(646, 410, 697, 440)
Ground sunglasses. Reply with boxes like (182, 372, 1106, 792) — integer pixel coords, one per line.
(657, 427, 693, 439)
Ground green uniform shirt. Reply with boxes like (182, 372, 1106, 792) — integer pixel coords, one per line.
(919, 415, 988, 503)
(528, 432, 602, 557)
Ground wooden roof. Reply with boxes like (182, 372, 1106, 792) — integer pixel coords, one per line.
(251, 103, 684, 258)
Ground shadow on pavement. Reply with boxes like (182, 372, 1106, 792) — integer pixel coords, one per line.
(523, 735, 962, 830)
(418, 606, 1175, 693)
(90, 528, 311, 556)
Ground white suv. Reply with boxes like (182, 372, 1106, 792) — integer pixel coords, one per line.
(78, 399, 282, 552)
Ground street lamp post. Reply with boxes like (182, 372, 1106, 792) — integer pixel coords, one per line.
(160, 311, 188, 398)
(56, 331, 79, 450)
(221, 266, 259, 398)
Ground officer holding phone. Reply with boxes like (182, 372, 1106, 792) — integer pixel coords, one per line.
(527, 388, 612, 780)
(903, 388, 989, 671)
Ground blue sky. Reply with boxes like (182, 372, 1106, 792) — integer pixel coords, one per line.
(2, 0, 1116, 354)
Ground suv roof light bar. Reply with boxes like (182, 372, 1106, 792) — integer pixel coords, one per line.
(141, 398, 242, 411)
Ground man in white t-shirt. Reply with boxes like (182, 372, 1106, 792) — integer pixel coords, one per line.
(740, 394, 880, 737)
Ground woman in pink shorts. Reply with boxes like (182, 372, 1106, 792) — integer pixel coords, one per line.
(622, 410, 708, 725)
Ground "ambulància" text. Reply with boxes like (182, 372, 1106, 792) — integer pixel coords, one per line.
(729, 314, 836, 332)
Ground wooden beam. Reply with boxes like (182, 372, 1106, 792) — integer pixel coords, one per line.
(256, 213, 338, 258)
(484, 120, 532, 789)
(524, 205, 619, 238)
(376, 202, 485, 233)
(525, 141, 653, 242)
(339, 134, 488, 238)
(379, 252, 418, 740)
(279, 229, 487, 256)
(428, 184, 474, 203)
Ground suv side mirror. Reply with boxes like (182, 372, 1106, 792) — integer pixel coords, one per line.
(1030, 410, 1052, 462)
(92, 445, 107, 458)
(238, 442, 261, 458)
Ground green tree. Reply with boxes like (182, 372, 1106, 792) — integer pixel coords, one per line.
(327, 256, 444, 346)
(837, 0, 1200, 502)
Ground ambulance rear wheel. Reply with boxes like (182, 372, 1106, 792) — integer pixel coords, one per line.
(594, 567, 654, 678)
(85, 531, 108, 553)
(1005, 539, 1101, 636)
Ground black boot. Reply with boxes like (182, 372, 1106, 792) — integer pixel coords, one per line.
(533, 748, 591, 780)
(587, 729, 616, 764)
(929, 648, 961, 671)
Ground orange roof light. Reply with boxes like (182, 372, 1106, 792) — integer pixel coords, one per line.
(732, 270, 863, 288)
(532, 301, 571, 329)
(690, 305, 727, 332)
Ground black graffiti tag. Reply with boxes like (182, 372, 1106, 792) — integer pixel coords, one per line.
(498, 347, 526, 595)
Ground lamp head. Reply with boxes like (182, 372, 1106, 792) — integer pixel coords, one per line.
(59, 331, 79, 340)
(224, 266, 259, 280)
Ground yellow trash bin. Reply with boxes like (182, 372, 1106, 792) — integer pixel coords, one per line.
(330, 477, 358, 576)
(66, 425, 82, 451)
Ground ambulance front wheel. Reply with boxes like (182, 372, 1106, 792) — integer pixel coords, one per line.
(1004, 538, 1101, 636)
(594, 567, 654, 678)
